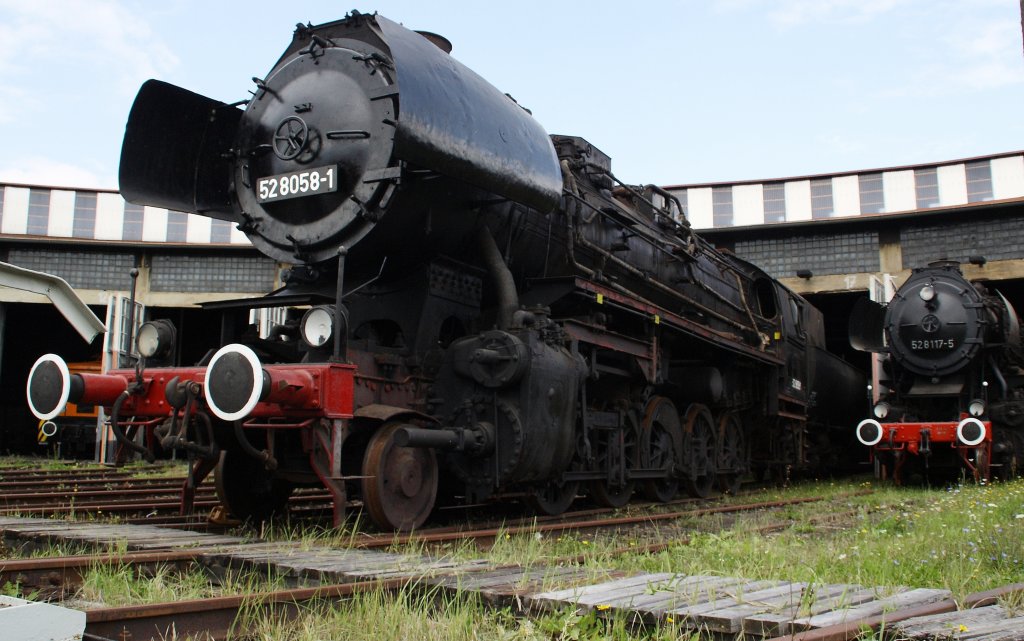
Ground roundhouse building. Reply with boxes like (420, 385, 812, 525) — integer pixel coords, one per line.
(0, 183, 282, 458)
(667, 151, 1024, 369)
(2, 150, 1022, 458)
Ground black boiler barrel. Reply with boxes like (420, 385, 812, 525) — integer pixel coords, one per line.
(376, 16, 562, 214)
(118, 14, 562, 266)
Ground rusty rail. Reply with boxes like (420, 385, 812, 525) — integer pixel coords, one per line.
(1, 550, 202, 599)
(355, 492, 867, 549)
(83, 578, 410, 641)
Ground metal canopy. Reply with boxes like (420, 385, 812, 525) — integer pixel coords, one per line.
(0, 262, 106, 343)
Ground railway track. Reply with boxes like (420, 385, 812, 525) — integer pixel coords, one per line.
(2, 512, 1022, 641)
(0, 458, 870, 550)
(0, 461, 337, 529)
(0, 459, 822, 535)
(0, 503, 866, 601)
(72, 579, 1024, 641)
(7, 461, 1020, 640)
(352, 491, 871, 550)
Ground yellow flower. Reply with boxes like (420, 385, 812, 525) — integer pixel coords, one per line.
(596, 604, 611, 611)
(666, 616, 674, 623)
(958, 625, 969, 633)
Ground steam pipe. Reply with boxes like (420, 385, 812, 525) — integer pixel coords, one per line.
(233, 420, 278, 469)
(988, 355, 1009, 400)
(332, 246, 348, 362)
(125, 267, 139, 368)
(563, 190, 753, 334)
(477, 225, 518, 329)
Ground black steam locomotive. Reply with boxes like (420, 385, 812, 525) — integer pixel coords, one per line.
(27, 12, 863, 530)
(851, 261, 1024, 482)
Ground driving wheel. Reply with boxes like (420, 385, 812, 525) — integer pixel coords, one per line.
(214, 449, 293, 522)
(589, 421, 637, 508)
(528, 478, 580, 516)
(682, 404, 717, 498)
(715, 412, 747, 495)
(641, 396, 682, 502)
(993, 431, 1022, 481)
(362, 422, 438, 531)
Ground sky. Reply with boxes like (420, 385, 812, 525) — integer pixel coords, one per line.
(0, 0, 1022, 191)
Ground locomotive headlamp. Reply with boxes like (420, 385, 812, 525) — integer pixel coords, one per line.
(300, 306, 334, 348)
(968, 399, 986, 417)
(136, 319, 176, 359)
(919, 284, 936, 302)
(872, 402, 891, 419)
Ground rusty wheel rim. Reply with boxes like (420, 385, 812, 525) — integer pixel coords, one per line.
(715, 412, 747, 495)
(361, 422, 438, 531)
(682, 404, 716, 498)
(641, 396, 681, 503)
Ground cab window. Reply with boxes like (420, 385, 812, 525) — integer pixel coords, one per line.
(788, 298, 806, 339)
(754, 279, 778, 319)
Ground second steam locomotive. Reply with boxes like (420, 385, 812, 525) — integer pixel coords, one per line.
(851, 261, 1024, 483)
(27, 12, 863, 530)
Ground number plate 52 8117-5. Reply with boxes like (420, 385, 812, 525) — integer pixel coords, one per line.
(256, 165, 337, 203)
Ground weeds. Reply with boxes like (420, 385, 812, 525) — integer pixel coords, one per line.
(5, 464, 1024, 639)
(604, 478, 1024, 603)
(998, 587, 1024, 617)
(241, 585, 695, 641)
(73, 559, 285, 607)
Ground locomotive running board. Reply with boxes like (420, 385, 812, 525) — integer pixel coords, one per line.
(525, 277, 783, 366)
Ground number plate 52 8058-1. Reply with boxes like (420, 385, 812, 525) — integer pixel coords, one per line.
(256, 165, 337, 203)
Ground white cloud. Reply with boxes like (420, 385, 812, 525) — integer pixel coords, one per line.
(0, 157, 113, 190)
(0, 0, 178, 94)
(0, 1, 178, 187)
(945, 20, 1024, 90)
(881, 18, 1024, 98)
(768, 0, 908, 26)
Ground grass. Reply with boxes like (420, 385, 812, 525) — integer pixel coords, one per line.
(3, 463, 1024, 639)
(621, 479, 1024, 601)
(72, 560, 286, 608)
(242, 584, 697, 641)
(0, 454, 89, 471)
(73, 561, 217, 607)
(429, 478, 1024, 602)
(237, 477, 1022, 640)
(0, 453, 189, 477)
(2, 537, 102, 559)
